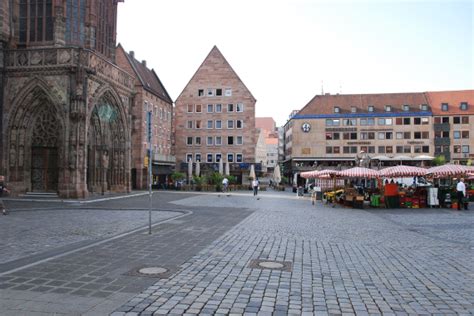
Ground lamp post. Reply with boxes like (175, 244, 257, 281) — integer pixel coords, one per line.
(146, 107, 153, 235)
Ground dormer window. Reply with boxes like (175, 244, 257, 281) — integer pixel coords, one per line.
(460, 102, 468, 110)
(441, 103, 449, 111)
(421, 104, 428, 111)
(351, 106, 357, 113)
(403, 104, 410, 112)
(368, 105, 374, 112)
(385, 105, 391, 112)
(334, 106, 340, 113)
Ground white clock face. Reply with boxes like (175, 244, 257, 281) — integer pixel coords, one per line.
(301, 122, 311, 133)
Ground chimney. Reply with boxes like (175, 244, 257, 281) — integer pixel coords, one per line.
(142, 60, 147, 67)
(129, 51, 135, 59)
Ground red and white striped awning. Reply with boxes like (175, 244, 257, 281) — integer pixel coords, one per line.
(300, 171, 317, 179)
(301, 169, 340, 179)
(426, 164, 470, 177)
(379, 165, 427, 178)
(338, 167, 380, 178)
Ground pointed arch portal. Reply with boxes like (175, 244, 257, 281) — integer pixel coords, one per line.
(86, 92, 127, 193)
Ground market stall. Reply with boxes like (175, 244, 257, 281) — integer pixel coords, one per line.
(380, 165, 429, 208)
(338, 167, 380, 208)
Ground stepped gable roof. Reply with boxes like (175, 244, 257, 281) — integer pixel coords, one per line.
(119, 44, 172, 104)
(176, 45, 256, 102)
(426, 90, 474, 115)
(297, 92, 430, 115)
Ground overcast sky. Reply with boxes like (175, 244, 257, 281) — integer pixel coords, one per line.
(117, 0, 473, 126)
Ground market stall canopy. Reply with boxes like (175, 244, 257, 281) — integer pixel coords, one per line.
(338, 167, 380, 178)
(273, 164, 281, 184)
(380, 165, 427, 178)
(316, 169, 340, 178)
(301, 170, 319, 179)
(426, 164, 470, 177)
(195, 160, 200, 177)
(414, 155, 435, 160)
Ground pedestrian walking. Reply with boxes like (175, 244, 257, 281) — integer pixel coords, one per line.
(0, 177, 9, 215)
(222, 177, 229, 193)
(252, 178, 259, 196)
(456, 178, 468, 210)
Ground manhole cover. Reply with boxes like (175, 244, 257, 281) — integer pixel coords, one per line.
(259, 261, 284, 269)
(248, 259, 292, 272)
(138, 267, 168, 275)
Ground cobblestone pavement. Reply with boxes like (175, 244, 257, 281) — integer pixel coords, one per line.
(0, 192, 253, 315)
(0, 208, 178, 265)
(112, 192, 474, 315)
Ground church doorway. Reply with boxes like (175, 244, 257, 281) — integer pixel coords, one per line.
(30, 106, 60, 192)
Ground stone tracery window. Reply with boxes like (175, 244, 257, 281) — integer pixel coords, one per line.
(32, 106, 59, 147)
(65, 0, 86, 45)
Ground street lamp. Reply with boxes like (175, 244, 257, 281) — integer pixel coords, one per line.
(146, 105, 153, 234)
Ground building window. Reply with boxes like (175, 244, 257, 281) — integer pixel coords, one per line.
(421, 117, 429, 124)
(326, 147, 333, 154)
(454, 145, 461, 153)
(378, 146, 385, 154)
(351, 106, 357, 113)
(215, 120, 222, 129)
(207, 154, 213, 162)
(227, 120, 234, 129)
(20, 0, 54, 44)
(421, 104, 428, 111)
(368, 146, 375, 153)
(403, 104, 410, 111)
(207, 136, 213, 145)
(215, 104, 222, 112)
(378, 118, 392, 125)
(198, 89, 204, 96)
(225, 88, 232, 96)
(462, 145, 469, 153)
(453, 117, 460, 124)
(325, 119, 340, 126)
(343, 119, 357, 126)
(462, 131, 470, 139)
(462, 116, 469, 124)
(396, 132, 403, 140)
(236, 103, 244, 112)
(207, 120, 213, 129)
(195, 120, 201, 129)
(454, 131, 461, 139)
(186, 153, 193, 162)
(414, 117, 421, 125)
(236, 120, 243, 129)
(228, 136, 234, 145)
(195, 137, 201, 145)
(216, 89, 222, 96)
(195, 104, 202, 113)
(326, 133, 333, 140)
(334, 106, 340, 113)
(215, 136, 222, 145)
(187, 121, 193, 129)
(227, 104, 234, 112)
(385, 105, 391, 112)
(441, 103, 449, 111)
(186, 137, 193, 145)
(460, 102, 468, 110)
(207, 88, 214, 96)
(236, 154, 243, 162)
(207, 104, 213, 112)
(368, 105, 374, 112)
(195, 153, 201, 162)
(215, 154, 222, 162)
(227, 153, 234, 162)
(187, 104, 193, 112)
(236, 136, 243, 145)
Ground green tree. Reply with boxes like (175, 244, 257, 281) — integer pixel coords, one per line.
(432, 155, 446, 166)
(171, 172, 185, 181)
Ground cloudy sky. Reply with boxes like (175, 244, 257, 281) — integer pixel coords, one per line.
(117, 0, 473, 126)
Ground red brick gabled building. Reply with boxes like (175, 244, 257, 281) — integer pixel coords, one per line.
(175, 46, 257, 181)
(116, 45, 174, 189)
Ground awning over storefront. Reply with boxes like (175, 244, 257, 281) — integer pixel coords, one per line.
(152, 165, 173, 175)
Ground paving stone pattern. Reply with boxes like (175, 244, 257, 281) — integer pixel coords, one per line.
(0, 208, 178, 264)
(114, 193, 474, 315)
(0, 195, 253, 315)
